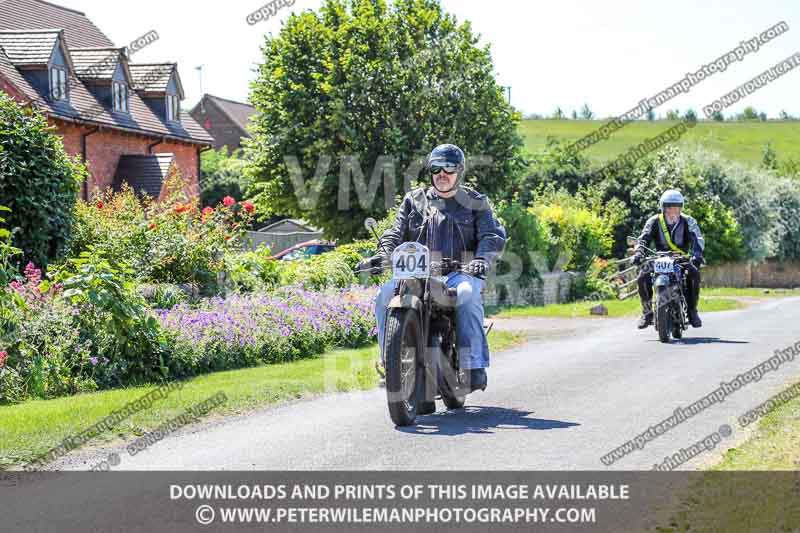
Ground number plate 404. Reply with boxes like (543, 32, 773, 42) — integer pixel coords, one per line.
(392, 242, 431, 279)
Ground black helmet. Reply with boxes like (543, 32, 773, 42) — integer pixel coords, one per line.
(427, 144, 465, 193)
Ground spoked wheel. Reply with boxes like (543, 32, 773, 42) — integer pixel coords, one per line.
(655, 286, 672, 343)
(437, 344, 466, 410)
(384, 308, 425, 426)
(672, 320, 683, 339)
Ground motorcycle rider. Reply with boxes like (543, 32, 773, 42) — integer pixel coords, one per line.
(632, 189, 705, 329)
(359, 144, 506, 405)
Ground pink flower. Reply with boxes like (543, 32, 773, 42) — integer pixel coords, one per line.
(202, 207, 214, 216)
(242, 202, 255, 214)
(223, 196, 236, 207)
(0, 351, 7, 370)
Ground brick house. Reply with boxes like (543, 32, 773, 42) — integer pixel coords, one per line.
(190, 94, 256, 153)
(0, 0, 212, 201)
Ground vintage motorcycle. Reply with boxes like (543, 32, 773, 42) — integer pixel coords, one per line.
(631, 237, 692, 343)
(359, 217, 487, 427)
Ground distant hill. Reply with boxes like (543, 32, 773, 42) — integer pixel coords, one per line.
(519, 119, 800, 165)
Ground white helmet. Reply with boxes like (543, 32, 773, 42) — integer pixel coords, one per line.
(659, 189, 685, 211)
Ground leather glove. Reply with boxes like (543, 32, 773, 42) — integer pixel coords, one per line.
(357, 255, 385, 276)
(632, 253, 644, 266)
(467, 258, 489, 278)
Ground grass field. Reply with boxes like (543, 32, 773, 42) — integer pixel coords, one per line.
(488, 296, 743, 319)
(519, 119, 800, 165)
(0, 330, 527, 469)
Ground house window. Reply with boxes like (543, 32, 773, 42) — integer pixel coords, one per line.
(112, 82, 128, 112)
(50, 66, 68, 101)
(166, 94, 179, 121)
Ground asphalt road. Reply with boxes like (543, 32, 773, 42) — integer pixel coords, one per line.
(53, 297, 800, 471)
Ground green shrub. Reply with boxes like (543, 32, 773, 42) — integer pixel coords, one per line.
(69, 176, 254, 293)
(137, 283, 190, 309)
(223, 245, 280, 293)
(532, 187, 625, 272)
(52, 251, 173, 387)
(276, 252, 356, 291)
(0, 93, 85, 268)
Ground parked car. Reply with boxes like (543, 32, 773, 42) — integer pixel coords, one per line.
(270, 240, 337, 261)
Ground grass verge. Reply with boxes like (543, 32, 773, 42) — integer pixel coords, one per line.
(489, 297, 743, 319)
(703, 287, 800, 298)
(652, 379, 800, 531)
(0, 330, 528, 469)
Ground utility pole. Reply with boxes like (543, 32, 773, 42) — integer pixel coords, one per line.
(502, 85, 512, 106)
(196, 65, 205, 111)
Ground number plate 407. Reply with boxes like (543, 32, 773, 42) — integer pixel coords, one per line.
(392, 242, 431, 279)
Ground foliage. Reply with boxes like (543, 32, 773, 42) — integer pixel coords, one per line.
(0, 92, 85, 269)
(223, 245, 280, 293)
(69, 177, 253, 293)
(200, 147, 252, 207)
(276, 251, 356, 291)
(0, 206, 24, 349)
(761, 142, 778, 170)
(246, 0, 528, 241)
(532, 187, 625, 272)
(579, 103, 595, 120)
(137, 283, 190, 310)
(51, 250, 173, 387)
(494, 198, 549, 285)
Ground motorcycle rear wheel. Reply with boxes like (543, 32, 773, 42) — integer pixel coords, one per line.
(384, 308, 425, 426)
(437, 346, 466, 410)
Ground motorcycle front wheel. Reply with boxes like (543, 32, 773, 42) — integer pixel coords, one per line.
(384, 308, 425, 426)
(656, 286, 672, 344)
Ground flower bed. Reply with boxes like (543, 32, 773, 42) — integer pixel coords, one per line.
(153, 287, 377, 378)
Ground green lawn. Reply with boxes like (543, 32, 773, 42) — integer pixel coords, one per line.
(703, 287, 800, 298)
(489, 297, 743, 319)
(519, 119, 800, 165)
(653, 379, 800, 532)
(0, 330, 527, 469)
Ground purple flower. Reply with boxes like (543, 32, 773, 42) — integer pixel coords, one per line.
(89, 357, 99, 366)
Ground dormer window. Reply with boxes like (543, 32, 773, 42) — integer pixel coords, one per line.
(112, 82, 128, 112)
(50, 66, 68, 101)
(166, 94, 179, 122)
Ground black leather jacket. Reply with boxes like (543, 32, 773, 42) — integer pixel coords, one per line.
(635, 213, 705, 259)
(378, 186, 506, 266)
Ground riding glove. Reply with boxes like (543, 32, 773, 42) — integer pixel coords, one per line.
(467, 258, 489, 278)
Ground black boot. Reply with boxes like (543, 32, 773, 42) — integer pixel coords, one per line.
(638, 300, 653, 329)
(688, 308, 702, 328)
(637, 313, 654, 329)
(418, 400, 436, 415)
(469, 368, 487, 392)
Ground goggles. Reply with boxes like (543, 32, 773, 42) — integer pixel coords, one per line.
(429, 163, 459, 175)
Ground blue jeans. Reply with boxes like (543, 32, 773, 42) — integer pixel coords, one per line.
(374, 272, 490, 370)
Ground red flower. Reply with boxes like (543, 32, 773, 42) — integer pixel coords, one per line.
(223, 196, 236, 207)
(202, 207, 214, 216)
(224, 235, 232, 241)
(242, 202, 255, 214)
(96, 201, 104, 209)
(0, 351, 7, 370)
(148, 223, 157, 230)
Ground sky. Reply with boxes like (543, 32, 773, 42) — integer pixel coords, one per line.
(52, 0, 800, 118)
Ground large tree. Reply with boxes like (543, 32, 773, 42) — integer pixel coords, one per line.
(245, 0, 527, 240)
